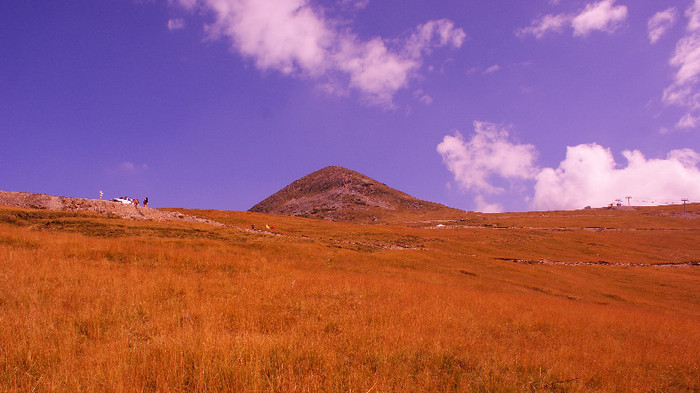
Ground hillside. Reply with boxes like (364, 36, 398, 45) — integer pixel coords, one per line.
(249, 166, 464, 223)
(0, 192, 699, 391)
(0, 190, 214, 224)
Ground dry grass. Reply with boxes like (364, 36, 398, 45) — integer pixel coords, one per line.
(0, 205, 699, 392)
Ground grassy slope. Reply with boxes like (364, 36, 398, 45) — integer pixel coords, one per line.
(1, 205, 699, 392)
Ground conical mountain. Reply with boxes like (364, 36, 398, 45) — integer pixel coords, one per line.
(249, 166, 463, 223)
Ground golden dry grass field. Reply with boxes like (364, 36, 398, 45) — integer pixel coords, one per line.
(1, 204, 699, 391)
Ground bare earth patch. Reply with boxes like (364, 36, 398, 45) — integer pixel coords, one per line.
(0, 190, 215, 224)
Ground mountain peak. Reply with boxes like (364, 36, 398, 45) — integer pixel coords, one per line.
(249, 166, 461, 223)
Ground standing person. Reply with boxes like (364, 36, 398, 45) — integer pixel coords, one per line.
(134, 198, 139, 207)
(144, 197, 149, 207)
(99, 190, 103, 200)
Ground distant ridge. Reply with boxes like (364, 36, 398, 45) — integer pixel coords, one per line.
(249, 166, 463, 223)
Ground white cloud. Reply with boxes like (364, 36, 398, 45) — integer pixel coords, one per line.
(662, 0, 700, 129)
(405, 19, 466, 56)
(669, 148, 700, 166)
(571, 0, 627, 37)
(203, 0, 332, 75)
(516, 13, 570, 39)
(336, 38, 418, 105)
(465, 66, 480, 75)
(531, 144, 700, 210)
(116, 162, 148, 173)
(339, 0, 369, 11)
(176, 0, 198, 11)
(414, 89, 433, 105)
(517, 0, 627, 39)
(677, 112, 700, 129)
(669, 35, 700, 86)
(437, 122, 538, 211)
(437, 122, 539, 195)
(168, 18, 185, 31)
(474, 195, 503, 213)
(648, 8, 677, 44)
(173, 0, 464, 106)
(118, 162, 136, 172)
(438, 124, 700, 211)
(483, 64, 501, 74)
(688, 0, 700, 31)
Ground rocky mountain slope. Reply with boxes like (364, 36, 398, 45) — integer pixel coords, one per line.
(249, 166, 464, 223)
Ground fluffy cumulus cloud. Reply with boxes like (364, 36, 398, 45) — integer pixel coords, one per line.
(437, 122, 538, 211)
(517, 0, 627, 39)
(473, 195, 503, 214)
(532, 145, 700, 210)
(173, 0, 465, 106)
(663, 0, 700, 129)
(648, 8, 677, 44)
(439, 123, 700, 212)
(571, 0, 628, 36)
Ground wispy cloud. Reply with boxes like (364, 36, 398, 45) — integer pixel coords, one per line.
(438, 122, 700, 211)
(167, 18, 185, 31)
(517, 0, 627, 39)
(483, 64, 501, 74)
(414, 89, 433, 105)
(117, 162, 148, 173)
(172, 0, 465, 107)
(648, 8, 677, 44)
(119, 162, 136, 172)
(339, 0, 369, 11)
(663, 0, 700, 129)
(516, 13, 570, 39)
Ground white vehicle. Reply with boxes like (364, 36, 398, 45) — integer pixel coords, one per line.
(111, 196, 133, 205)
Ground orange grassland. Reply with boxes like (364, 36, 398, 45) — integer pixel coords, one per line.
(1, 205, 699, 392)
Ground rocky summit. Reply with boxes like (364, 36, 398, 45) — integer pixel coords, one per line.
(249, 166, 463, 223)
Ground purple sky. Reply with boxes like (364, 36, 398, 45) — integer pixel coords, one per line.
(2, 0, 700, 212)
